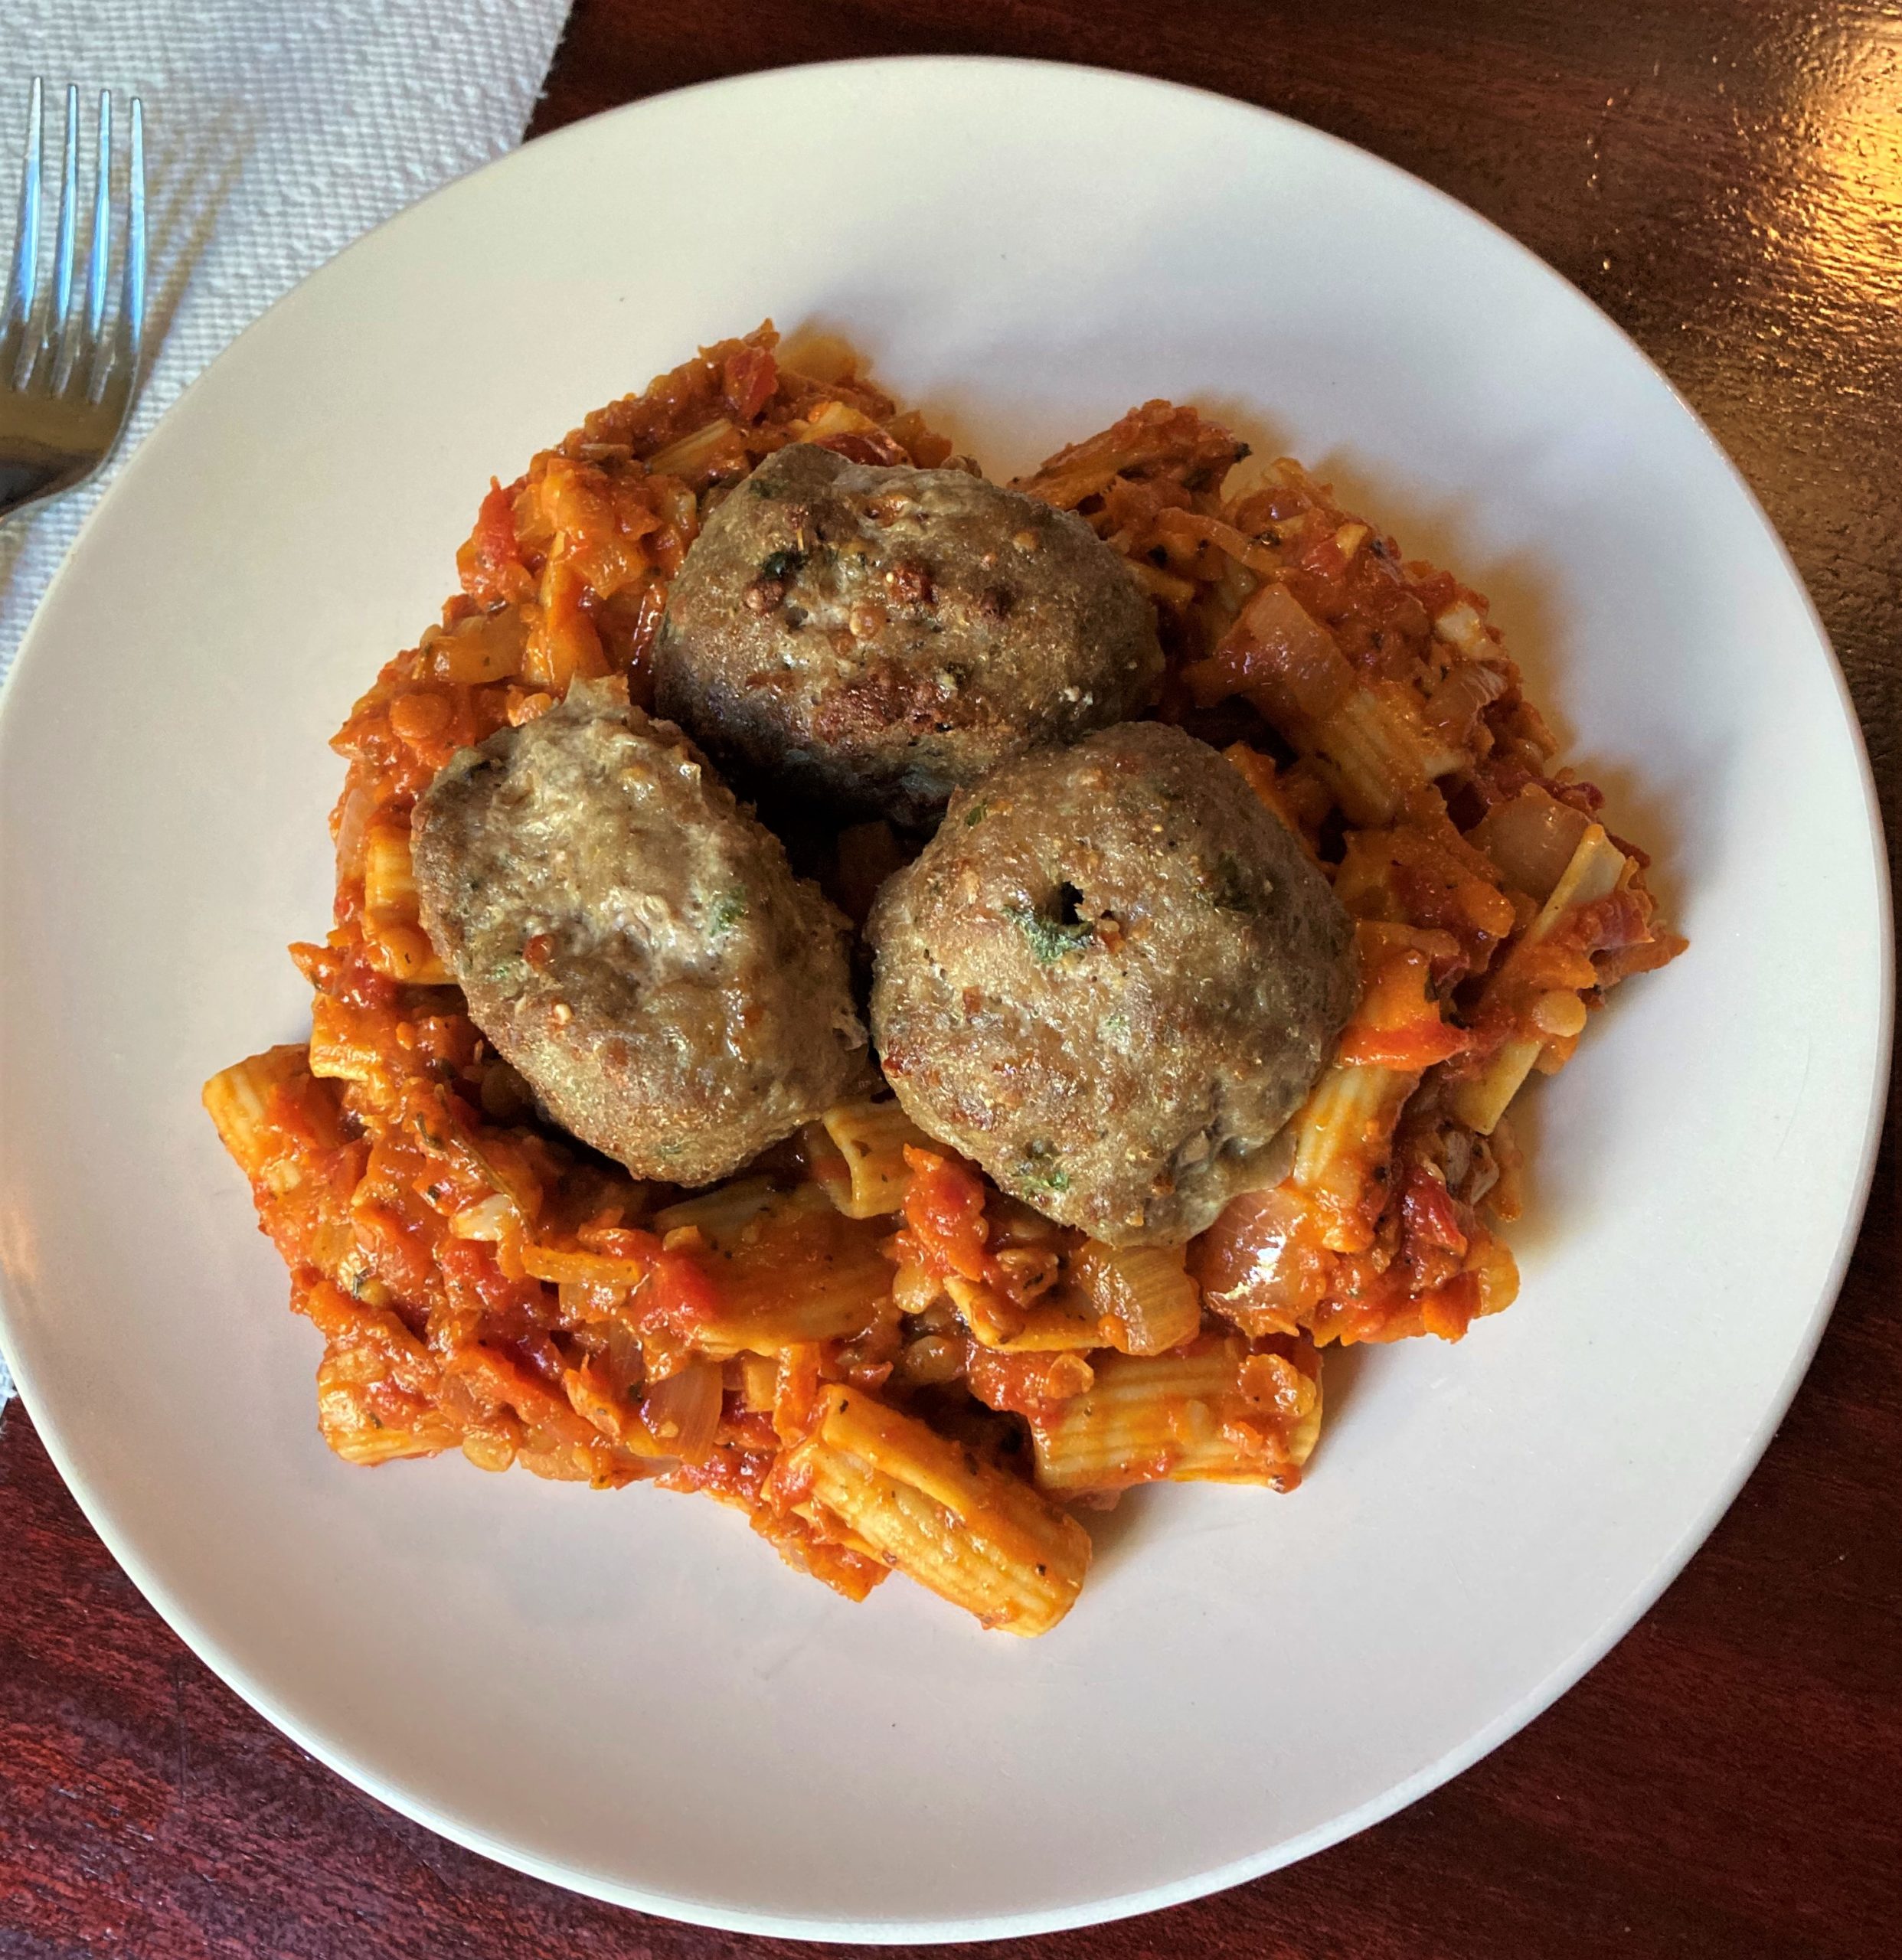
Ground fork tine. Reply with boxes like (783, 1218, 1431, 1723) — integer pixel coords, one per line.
(119, 95, 145, 369)
(41, 83, 79, 389)
(85, 91, 111, 347)
(2, 77, 44, 384)
(93, 95, 145, 416)
(60, 89, 109, 397)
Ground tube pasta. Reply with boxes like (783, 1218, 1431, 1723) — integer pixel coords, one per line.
(819, 1098, 934, 1218)
(948, 1274, 1104, 1352)
(304, 1277, 461, 1466)
(689, 1199, 897, 1358)
(1066, 1242, 1204, 1356)
(689, 1274, 894, 1358)
(651, 1177, 782, 1250)
(306, 996, 387, 1088)
(777, 1385, 1091, 1635)
(317, 1332, 459, 1465)
(360, 820, 449, 984)
(1314, 682, 1466, 825)
(204, 1047, 369, 1288)
(1029, 1338, 1322, 1495)
(202, 1045, 312, 1184)
(1451, 825, 1629, 1135)
(1290, 1061, 1417, 1251)
(519, 1240, 649, 1287)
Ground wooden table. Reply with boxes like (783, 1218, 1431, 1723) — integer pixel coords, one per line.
(4, 4, 1897, 1954)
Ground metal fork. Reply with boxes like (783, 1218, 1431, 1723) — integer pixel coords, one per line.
(0, 79, 147, 524)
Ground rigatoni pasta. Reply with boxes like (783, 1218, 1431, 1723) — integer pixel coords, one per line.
(205, 328, 1681, 1634)
(776, 1386, 1091, 1635)
(1028, 1337, 1321, 1495)
(815, 1097, 933, 1219)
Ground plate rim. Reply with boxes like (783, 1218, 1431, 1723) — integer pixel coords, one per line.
(0, 52, 1891, 1944)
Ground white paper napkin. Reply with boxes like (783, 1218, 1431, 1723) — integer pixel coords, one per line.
(0, 0, 572, 1407)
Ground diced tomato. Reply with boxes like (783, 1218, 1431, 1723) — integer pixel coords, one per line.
(814, 427, 910, 467)
(583, 1225, 722, 1331)
(1338, 1016, 1472, 1071)
(1398, 1162, 1469, 1259)
(1570, 890, 1654, 956)
(626, 583, 668, 700)
(1417, 1270, 1482, 1341)
(1406, 567, 1459, 616)
(458, 478, 531, 607)
(662, 1443, 773, 1504)
(893, 1147, 1002, 1289)
(964, 1345, 1089, 1419)
(1335, 933, 1473, 1070)
(525, 558, 609, 690)
(721, 345, 777, 423)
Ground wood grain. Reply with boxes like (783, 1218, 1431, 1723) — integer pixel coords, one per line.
(4, 4, 1897, 1954)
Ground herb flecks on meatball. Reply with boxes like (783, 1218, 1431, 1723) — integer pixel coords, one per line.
(413, 680, 869, 1187)
(868, 721, 1356, 1245)
(654, 443, 1164, 827)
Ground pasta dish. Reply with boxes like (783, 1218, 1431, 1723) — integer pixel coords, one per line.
(204, 326, 1681, 1635)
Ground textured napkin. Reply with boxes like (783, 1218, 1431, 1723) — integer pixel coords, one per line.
(0, 0, 572, 1406)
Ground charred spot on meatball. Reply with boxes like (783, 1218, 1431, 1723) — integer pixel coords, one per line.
(867, 721, 1356, 1246)
(412, 680, 871, 1187)
(654, 443, 1164, 827)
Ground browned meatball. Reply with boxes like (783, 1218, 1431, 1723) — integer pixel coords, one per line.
(653, 443, 1164, 826)
(413, 681, 869, 1187)
(867, 723, 1356, 1245)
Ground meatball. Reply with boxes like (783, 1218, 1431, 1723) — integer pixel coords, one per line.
(868, 722, 1356, 1245)
(654, 443, 1164, 827)
(413, 681, 869, 1187)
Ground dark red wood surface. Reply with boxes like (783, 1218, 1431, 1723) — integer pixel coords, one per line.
(5, 4, 1898, 1955)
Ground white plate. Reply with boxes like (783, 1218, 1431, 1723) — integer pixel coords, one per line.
(0, 57, 1889, 1942)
